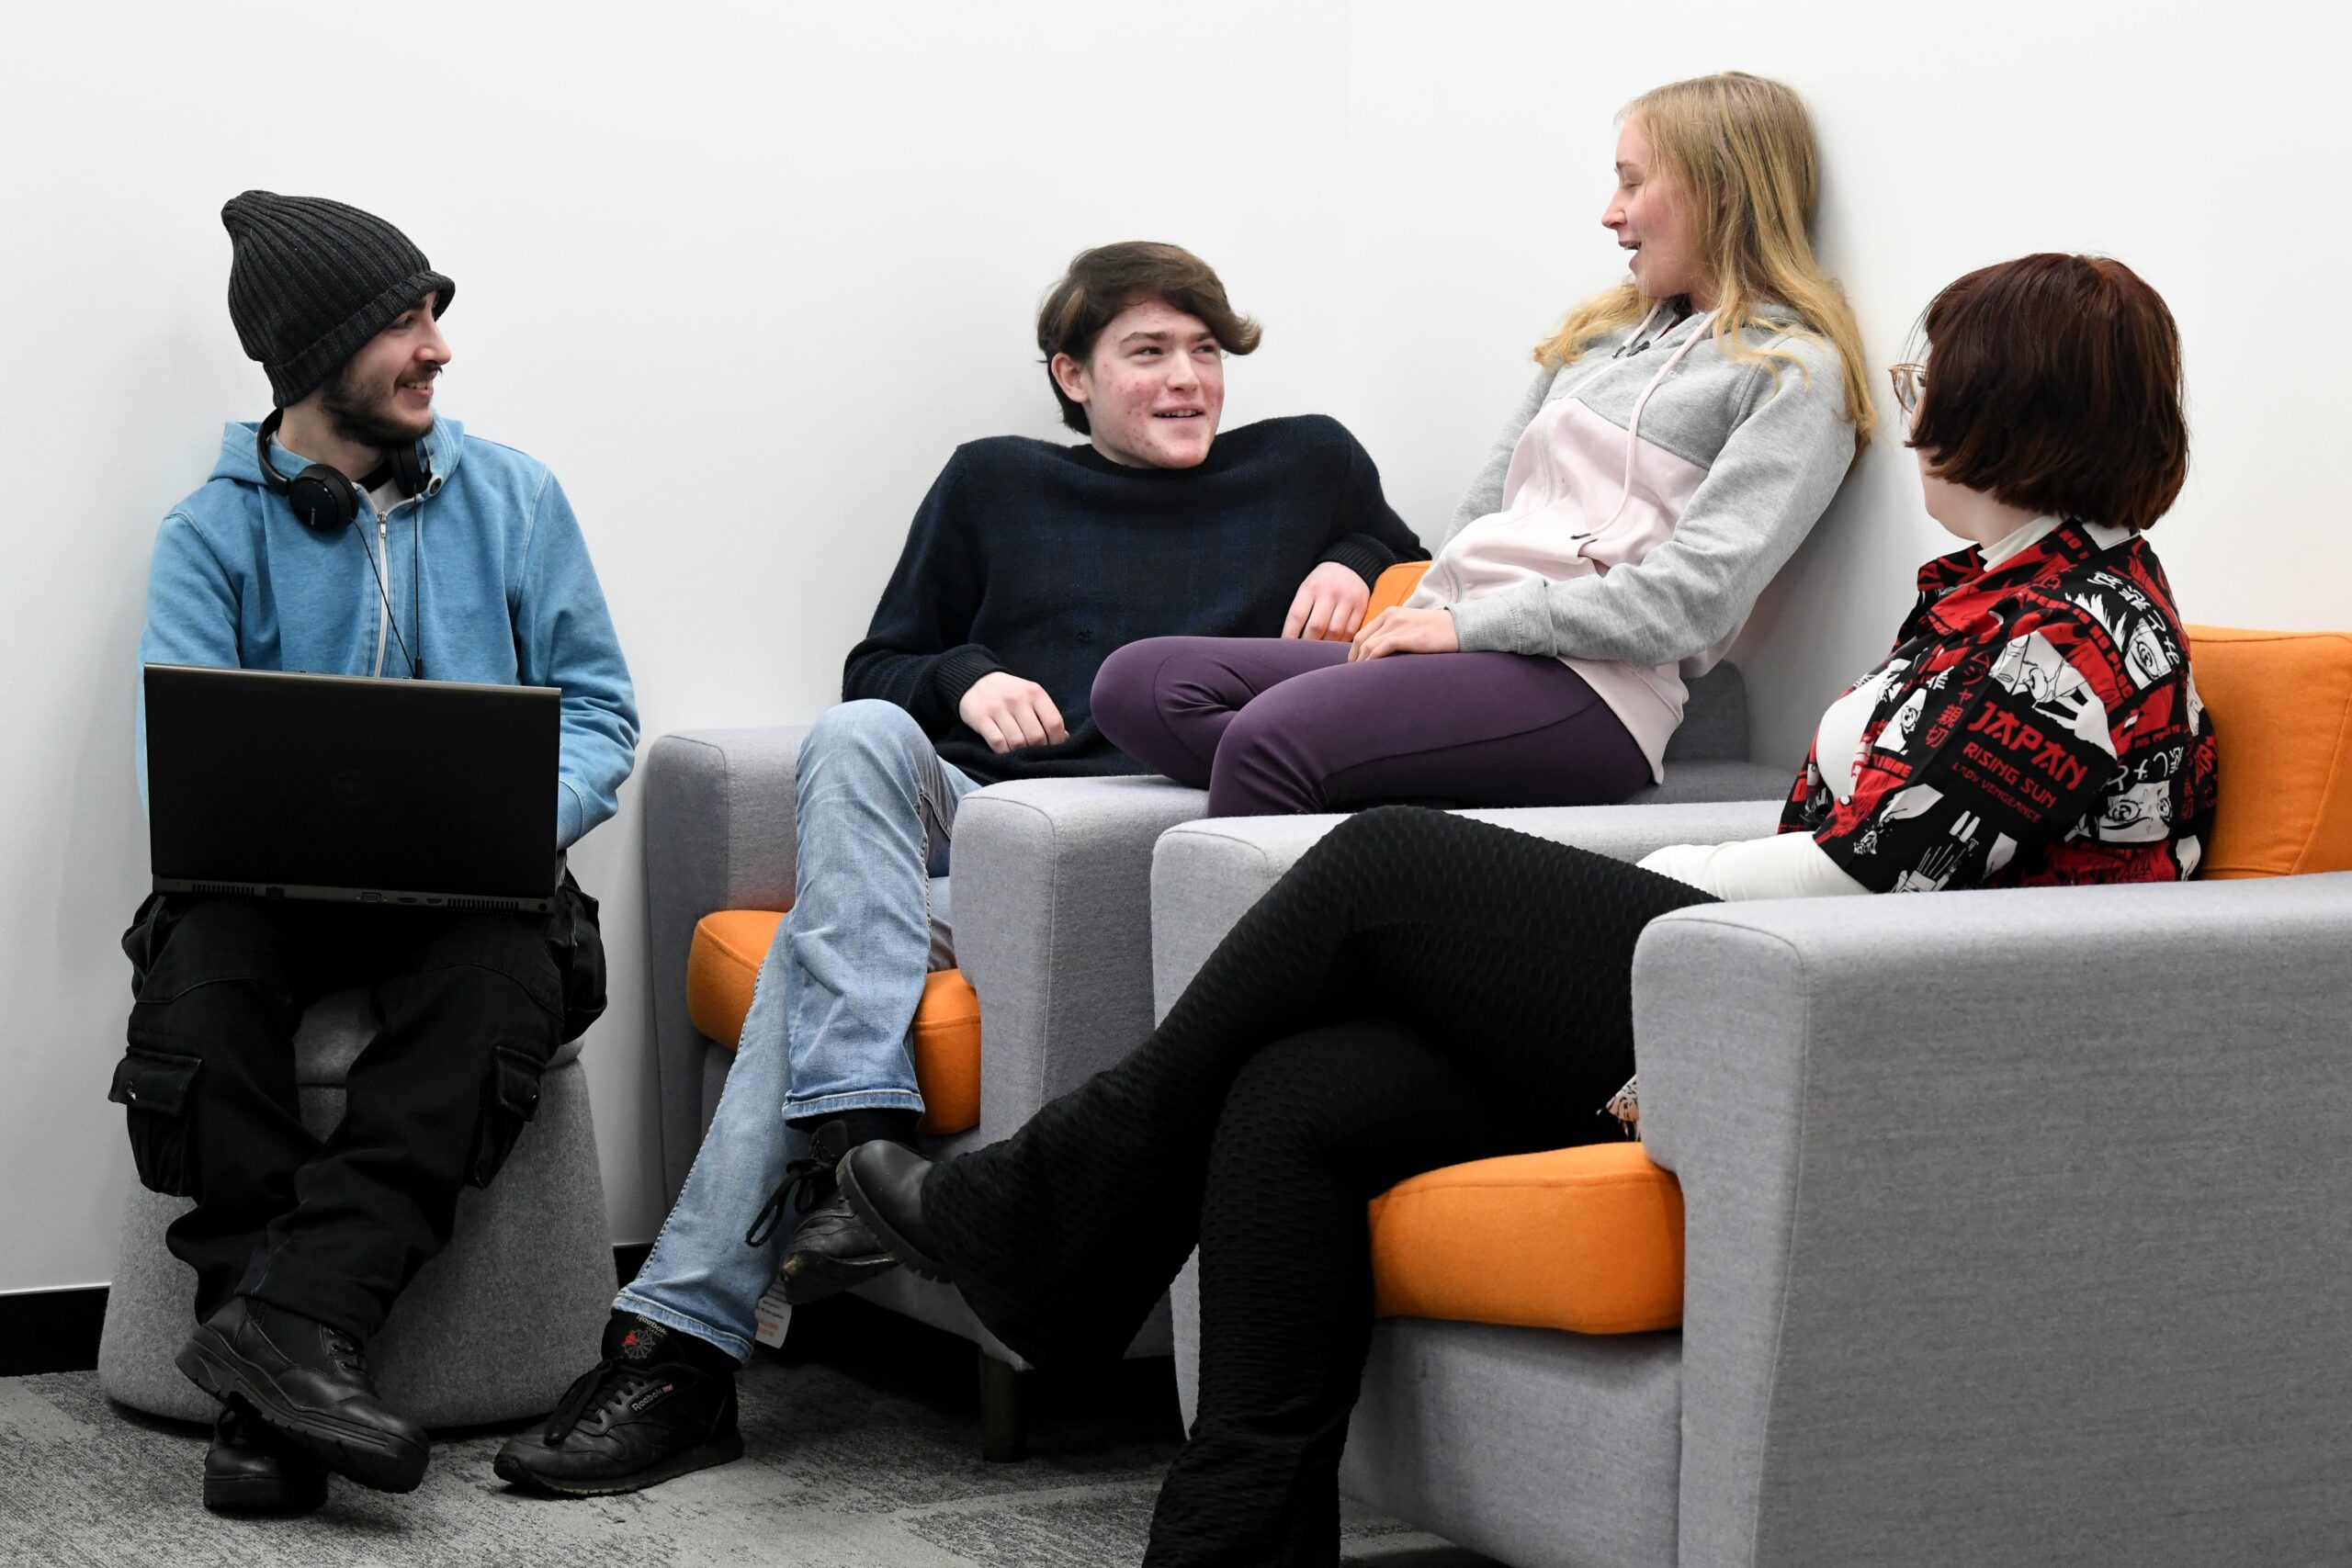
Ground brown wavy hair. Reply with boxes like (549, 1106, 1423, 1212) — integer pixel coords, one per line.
(1910, 254, 2188, 532)
(1035, 242, 1262, 434)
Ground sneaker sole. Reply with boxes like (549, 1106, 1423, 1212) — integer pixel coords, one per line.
(176, 1329, 428, 1495)
(492, 1428, 745, 1498)
(835, 1156, 951, 1283)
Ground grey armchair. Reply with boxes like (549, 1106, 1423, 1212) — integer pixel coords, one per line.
(1152, 801, 2352, 1567)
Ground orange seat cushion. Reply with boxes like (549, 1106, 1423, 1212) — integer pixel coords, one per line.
(1366, 1141, 1684, 1335)
(2184, 626, 2352, 878)
(685, 908, 981, 1135)
(1351, 560, 1432, 638)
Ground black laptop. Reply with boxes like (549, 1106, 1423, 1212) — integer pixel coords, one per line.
(145, 665, 562, 913)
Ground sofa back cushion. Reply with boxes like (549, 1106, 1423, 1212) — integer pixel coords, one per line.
(2186, 626, 2352, 878)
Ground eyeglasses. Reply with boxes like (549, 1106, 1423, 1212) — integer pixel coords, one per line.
(1888, 362, 1928, 417)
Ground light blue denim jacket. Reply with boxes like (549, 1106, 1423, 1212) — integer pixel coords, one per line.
(137, 417, 639, 849)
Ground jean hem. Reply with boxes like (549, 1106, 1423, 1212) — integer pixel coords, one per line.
(612, 1290, 755, 1366)
(786, 1089, 927, 1122)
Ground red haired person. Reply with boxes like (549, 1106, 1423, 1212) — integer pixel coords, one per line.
(841, 254, 2213, 1566)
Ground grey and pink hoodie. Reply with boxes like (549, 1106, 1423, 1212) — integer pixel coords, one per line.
(1410, 302, 1855, 779)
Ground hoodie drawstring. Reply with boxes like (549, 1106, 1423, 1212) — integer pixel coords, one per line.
(1589, 306, 1713, 538)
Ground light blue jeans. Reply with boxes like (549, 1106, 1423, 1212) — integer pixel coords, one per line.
(616, 700, 980, 1360)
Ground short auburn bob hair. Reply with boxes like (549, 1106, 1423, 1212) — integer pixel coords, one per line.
(1036, 242, 1261, 434)
(1910, 253, 2188, 532)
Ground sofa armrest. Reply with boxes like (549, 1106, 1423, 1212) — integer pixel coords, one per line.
(1149, 799, 1787, 1016)
(949, 776, 1211, 1136)
(640, 727, 811, 1201)
(1634, 871, 2352, 1568)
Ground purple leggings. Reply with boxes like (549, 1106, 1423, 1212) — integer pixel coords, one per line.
(1091, 636, 1651, 817)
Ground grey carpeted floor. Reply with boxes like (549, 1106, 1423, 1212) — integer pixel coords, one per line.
(0, 1301, 1498, 1568)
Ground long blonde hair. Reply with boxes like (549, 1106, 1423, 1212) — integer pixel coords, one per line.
(1536, 73, 1875, 457)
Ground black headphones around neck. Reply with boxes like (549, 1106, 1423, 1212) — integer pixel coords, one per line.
(255, 408, 431, 678)
(254, 408, 432, 533)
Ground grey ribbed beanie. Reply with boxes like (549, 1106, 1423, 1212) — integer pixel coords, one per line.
(221, 190, 455, 407)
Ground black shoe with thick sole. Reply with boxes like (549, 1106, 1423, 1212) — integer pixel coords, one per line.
(175, 1297, 429, 1495)
(842, 1142, 1126, 1389)
(835, 1140, 950, 1281)
(746, 1120, 905, 1307)
(492, 1316, 743, 1498)
(203, 1402, 330, 1516)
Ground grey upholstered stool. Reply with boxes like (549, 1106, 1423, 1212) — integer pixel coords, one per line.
(97, 987, 616, 1428)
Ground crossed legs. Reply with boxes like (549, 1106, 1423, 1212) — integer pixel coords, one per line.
(915, 805, 1716, 1563)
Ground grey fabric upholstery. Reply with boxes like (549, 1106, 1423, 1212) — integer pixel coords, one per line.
(1170, 1250, 1679, 1568)
(641, 728, 808, 1199)
(1636, 661, 1792, 805)
(1624, 757, 1791, 805)
(1150, 800, 1785, 1010)
(1637, 872, 2352, 1568)
(1155, 784, 2352, 1566)
(97, 987, 613, 1428)
(951, 777, 1212, 1123)
(1662, 660, 1748, 765)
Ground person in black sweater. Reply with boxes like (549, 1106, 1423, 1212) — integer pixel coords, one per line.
(498, 241, 1426, 1497)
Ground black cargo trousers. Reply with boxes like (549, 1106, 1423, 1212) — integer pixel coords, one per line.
(110, 874, 606, 1341)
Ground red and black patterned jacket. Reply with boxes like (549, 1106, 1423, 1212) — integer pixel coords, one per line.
(1781, 520, 2218, 892)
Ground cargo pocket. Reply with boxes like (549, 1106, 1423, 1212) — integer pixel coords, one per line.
(467, 1043, 548, 1189)
(108, 1049, 203, 1196)
(549, 881, 608, 1043)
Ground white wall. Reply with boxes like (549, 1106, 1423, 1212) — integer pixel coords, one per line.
(2, 0, 2341, 1293)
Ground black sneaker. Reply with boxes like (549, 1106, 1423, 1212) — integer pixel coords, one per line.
(747, 1120, 901, 1306)
(204, 1402, 329, 1515)
(492, 1315, 742, 1497)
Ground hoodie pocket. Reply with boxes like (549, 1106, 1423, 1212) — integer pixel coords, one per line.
(108, 1048, 203, 1196)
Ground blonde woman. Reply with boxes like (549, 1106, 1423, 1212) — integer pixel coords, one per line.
(1093, 72, 1875, 814)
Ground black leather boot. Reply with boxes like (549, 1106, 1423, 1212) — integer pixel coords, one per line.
(176, 1297, 429, 1494)
(746, 1118, 913, 1306)
(835, 1139, 949, 1280)
(203, 1402, 330, 1515)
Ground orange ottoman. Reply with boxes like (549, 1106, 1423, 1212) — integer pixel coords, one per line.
(1367, 1141, 1685, 1334)
(684, 908, 982, 1135)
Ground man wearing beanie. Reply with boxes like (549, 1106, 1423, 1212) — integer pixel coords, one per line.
(495, 241, 1424, 1497)
(118, 191, 637, 1514)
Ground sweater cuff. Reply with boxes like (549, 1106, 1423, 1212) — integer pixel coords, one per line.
(557, 781, 585, 851)
(924, 645, 1008, 729)
(1444, 592, 1522, 654)
(1317, 533, 1398, 591)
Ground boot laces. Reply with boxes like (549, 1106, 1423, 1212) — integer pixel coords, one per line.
(744, 1144, 838, 1248)
(742, 1128, 846, 1250)
(319, 1325, 368, 1380)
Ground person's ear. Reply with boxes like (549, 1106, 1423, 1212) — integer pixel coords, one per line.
(1050, 351, 1092, 410)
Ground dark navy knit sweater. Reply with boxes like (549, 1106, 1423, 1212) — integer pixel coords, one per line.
(844, 414, 1427, 784)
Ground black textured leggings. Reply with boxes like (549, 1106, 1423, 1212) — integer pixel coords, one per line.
(923, 805, 1718, 1566)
